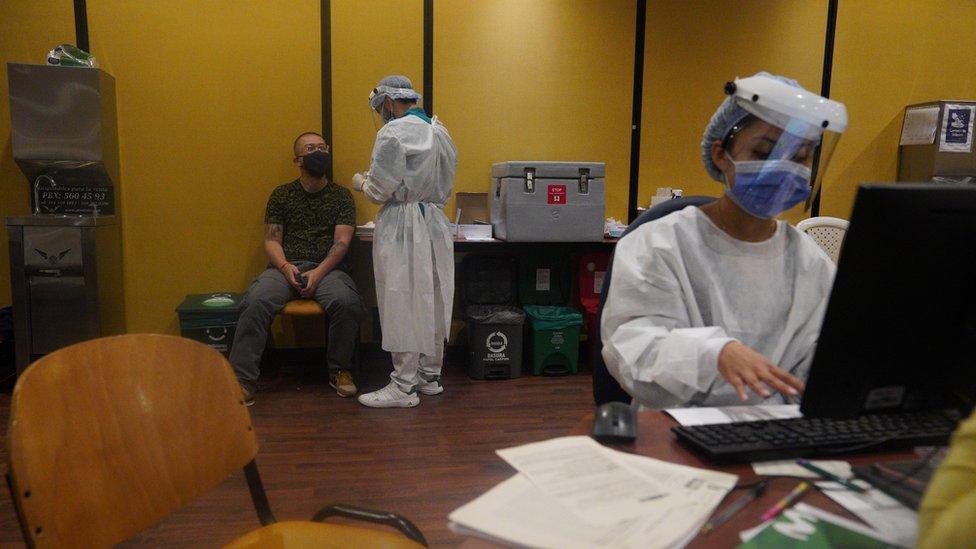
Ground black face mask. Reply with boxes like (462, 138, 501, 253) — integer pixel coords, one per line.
(300, 150, 331, 178)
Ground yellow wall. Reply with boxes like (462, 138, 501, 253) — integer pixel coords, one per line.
(434, 0, 636, 222)
(331, 0, 423, 226)
(821, 0, 976, 218)
(6, 1, 975, 334)
(0, 1, 76, 308)
(87, 0, 322, 334)
(639, 0, 827, 223)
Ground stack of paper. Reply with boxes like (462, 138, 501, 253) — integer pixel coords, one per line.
(448, 436, 738, 549)
(816, 480, 918, 547)
(665, 404, 801, 426)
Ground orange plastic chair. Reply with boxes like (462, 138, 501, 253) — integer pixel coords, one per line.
(5, 334, 424, 548)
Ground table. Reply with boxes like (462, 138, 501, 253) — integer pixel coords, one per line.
(458, 411, 917, 548)
(571, 411, 917, 548)
(349, 235, 618, 347)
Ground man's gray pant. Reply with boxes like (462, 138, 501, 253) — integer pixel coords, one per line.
(230, 262, 365, 393)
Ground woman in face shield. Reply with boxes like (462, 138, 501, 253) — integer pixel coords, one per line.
(351, 75, 459, 408)
(601, 72, 847, 409)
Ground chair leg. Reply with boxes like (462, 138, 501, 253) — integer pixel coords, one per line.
(353, 327, 363, 381)
(312, 504, 428, 547)
(243, 460, 277, 526)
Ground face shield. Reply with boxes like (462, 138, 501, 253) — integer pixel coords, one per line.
(368, 83, 423, 129)
(722, 75, 848, 217)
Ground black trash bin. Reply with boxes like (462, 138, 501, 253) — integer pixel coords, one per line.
(460, 253, 523, 379)
(176, 293, 244, 357)
(466, 305, 526, 380)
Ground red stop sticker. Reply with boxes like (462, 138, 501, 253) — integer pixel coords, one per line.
(548, 184, 567, 205)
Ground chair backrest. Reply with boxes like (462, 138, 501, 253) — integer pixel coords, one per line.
(592, 196, 717, 405)
(796, 216, 849, 264)
(7, 334, 258, 548)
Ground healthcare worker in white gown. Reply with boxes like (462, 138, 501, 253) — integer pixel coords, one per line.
(601, 72, 848, 409)
(352, 75, 458, 408)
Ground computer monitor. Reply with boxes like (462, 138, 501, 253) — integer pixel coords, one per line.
(801, 184, 976, 419)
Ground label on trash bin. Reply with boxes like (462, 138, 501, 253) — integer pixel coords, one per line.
(485, 331, 510, 362)
(547, 184, 567, 205)
(535, 268, 551, 292)
(551, 332, 566, 346)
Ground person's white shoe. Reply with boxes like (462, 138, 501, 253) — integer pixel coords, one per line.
(418, 374, 444, 396)
(357, 382, 420, 408)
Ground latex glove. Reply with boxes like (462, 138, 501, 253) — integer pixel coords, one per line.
(352, 172, 366, 191)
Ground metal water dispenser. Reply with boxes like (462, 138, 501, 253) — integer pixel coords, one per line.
(5, 63, 124, 373)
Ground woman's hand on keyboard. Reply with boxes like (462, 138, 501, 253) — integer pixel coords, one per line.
(718, 341, 805, 401)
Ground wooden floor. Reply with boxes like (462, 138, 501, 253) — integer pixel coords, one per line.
(0, 354, 595, 547)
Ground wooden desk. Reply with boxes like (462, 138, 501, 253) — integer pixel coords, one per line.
(567, 411, 917, 548)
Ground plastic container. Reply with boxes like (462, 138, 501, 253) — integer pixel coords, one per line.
(523, 305, 583, 375)
(491, 161, 606, 242)
(176, 293, 244, 356)
(465, 305, 526, 380)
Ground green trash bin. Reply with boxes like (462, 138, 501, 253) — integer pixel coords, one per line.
(523, 305, 583, 376)
(176, 293, 244, 357)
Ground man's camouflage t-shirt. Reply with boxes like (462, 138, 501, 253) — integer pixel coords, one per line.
(264, 179, 356, 264)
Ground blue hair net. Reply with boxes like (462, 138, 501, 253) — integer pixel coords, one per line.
(700, 71, 802, 182)
(369, 75, 422, 110)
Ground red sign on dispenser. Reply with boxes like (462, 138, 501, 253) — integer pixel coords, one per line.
(547, 184, 567, 205)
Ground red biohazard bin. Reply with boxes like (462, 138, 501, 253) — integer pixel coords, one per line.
(578, 252, 611, 342)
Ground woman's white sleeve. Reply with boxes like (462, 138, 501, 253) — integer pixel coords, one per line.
(600, 232, 734, 408)
(363, 129, 406, 204)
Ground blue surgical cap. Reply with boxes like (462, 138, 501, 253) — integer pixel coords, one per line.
(370, 75, 422, 110)
(700, 71, 803, 181)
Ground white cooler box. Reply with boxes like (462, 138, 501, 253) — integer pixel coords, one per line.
(490, 161, 606, 242)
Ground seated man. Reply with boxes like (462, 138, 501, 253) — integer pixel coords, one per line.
(230, 131, 365, 405)
(601, 72, 844, 409)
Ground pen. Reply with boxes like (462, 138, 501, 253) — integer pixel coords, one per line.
(872, 462, 928, 491)
(700, 480, 767, 535)
(796, 458, 867, 493)
(760, 481, 811, 521)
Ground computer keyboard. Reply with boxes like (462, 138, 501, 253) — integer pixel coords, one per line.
(672, 410, 961, 462)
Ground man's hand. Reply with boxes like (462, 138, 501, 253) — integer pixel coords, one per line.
(717, 341, 804, 402)
(279, 262, 303, 291)
(299, 267, 324, 298)
(352, 172, 366, 192)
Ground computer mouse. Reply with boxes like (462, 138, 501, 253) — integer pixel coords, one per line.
(593, 401, 637, 443)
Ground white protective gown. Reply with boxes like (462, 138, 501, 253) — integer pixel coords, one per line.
(362, 114, 458, 356)
(601, 206, 836, 409)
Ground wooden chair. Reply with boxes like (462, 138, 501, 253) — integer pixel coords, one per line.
(271, 300, 362, 377)
(280, 298, 325, 317)
(5, 334, 425, 548)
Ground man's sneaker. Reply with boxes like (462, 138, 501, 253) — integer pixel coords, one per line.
(418, 374, 444, 396)
(241, 385, 255, 407)
(329, 370, 358, 397)
(357, 382, 420, 408)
